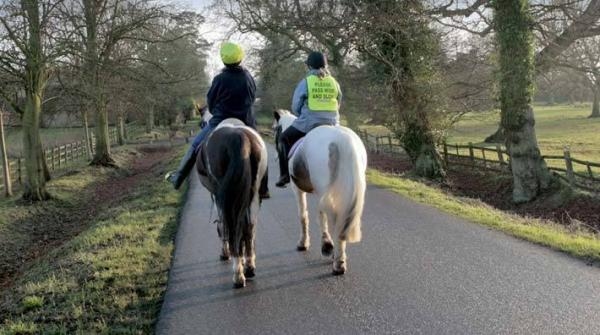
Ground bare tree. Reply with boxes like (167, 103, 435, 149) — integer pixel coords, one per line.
(558, 35, 600, 117)
(0, 0, 67, 200)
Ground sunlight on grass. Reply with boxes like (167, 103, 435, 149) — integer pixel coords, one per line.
(367, 169, 600, 261)
(447, 105, 600, 170)
(0, 147, 185, 334)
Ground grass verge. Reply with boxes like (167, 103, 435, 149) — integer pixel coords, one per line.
(0, 147, 185, 334)
(367, 169, 600, 262)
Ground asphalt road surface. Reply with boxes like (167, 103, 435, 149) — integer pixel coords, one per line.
(156, 146, 600, 335)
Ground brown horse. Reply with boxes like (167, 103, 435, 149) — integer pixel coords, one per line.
(195, 118, 268, 288)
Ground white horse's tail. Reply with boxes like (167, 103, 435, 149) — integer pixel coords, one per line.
(325, 134, 366, 243)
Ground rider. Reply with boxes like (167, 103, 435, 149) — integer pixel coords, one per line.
(275, 51, 342, 188)
(166, 42, 269, 197)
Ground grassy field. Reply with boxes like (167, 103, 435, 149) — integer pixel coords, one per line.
(359, 104, 600, 173)
(0, 146, 183, 334)
(448, 104, 600, 166)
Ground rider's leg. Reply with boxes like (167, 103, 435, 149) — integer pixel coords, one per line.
(276, 126, 306, 188)
(165, 123, 216, 190)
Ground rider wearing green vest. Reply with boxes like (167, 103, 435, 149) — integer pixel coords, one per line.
(275, 51, 342, 188)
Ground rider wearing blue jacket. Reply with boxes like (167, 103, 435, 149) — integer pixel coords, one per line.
(275, 51, 342, 187)
(166, 42, 269, 197)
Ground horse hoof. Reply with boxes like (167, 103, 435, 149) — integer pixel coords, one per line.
(297, 245, 308, 252)
(321, 241, 334, 257)
(332, 262, 346, 276)
(220, 255, 230, 261)
(233, 281, 246, 289)
(244, 266, 256, 278)
(332, 267, 346, 276)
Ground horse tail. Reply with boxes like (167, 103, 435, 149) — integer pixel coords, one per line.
(327, 132, 366, 243)
(215, 131, 257, 256)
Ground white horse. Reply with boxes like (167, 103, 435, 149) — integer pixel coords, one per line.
(273, 109, 367, 275)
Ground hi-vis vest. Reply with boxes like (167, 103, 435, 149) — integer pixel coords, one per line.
(306, 75, 339, 112)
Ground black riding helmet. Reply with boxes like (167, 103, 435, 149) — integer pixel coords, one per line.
(306, 51, 327, 69)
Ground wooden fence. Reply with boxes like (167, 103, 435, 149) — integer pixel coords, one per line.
(356, 129, 600, 193)
(1, 122, 146, 193)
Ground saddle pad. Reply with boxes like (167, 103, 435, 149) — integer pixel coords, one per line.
(289, 138, 305, 160)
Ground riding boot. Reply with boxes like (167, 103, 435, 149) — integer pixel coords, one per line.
(275, 145, 290, 188)
(165, 147, 197, 190)
(259, 167, 270, 200)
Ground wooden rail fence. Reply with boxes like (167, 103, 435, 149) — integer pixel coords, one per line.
(1, 122, 148, 193)
(356, 129, 600, 193)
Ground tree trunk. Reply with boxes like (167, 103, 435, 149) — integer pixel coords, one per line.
(399, 111, 445, 180)
(20, 0, 50, 201)
(91, 104, 115, 166)
(590, 88, 600, 118)
(22, 93, 50, 201)
(0, 111, 12, 197)
(495, 0, 554, 203)
(145, 107, 154, 133)
(82, 110, 93, 158)
(484, 126, 505, 143)
(117, 115, 125, 145)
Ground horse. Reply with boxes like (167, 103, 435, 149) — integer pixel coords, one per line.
(195, 118, 268, 288)
(273, 109, 367, 275)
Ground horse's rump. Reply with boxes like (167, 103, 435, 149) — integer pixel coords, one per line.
(197, 125, 266, 255)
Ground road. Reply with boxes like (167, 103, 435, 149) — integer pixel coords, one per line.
(156, 146, 600, 335)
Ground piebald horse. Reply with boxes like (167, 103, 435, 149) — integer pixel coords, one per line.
(196, 118, 268, 288)
(273, 109, 367, 275)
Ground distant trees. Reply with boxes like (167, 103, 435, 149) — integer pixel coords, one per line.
(0, 0, 209, 200)
(217, 0, 600, 202)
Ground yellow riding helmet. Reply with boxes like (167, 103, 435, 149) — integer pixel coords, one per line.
(220, 42, 244, 65)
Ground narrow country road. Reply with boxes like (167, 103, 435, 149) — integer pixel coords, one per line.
(156, 145, 600, 335)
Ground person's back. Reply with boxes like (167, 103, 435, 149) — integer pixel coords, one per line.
(165, 41, 269, 198)
(207, 65, 256, 127)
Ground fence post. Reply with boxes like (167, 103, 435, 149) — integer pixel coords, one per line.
(17, 157, 21, 185)
(468, 142, 475, 165)
(564, 147, 575, 185)
(443, 142, 448, 166)
(496, 144, 504, 164)
(0, 111, 12, 197)
(387, 136, 392, 153)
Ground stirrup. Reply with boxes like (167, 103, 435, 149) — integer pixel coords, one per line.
(275, 176, 290, 188)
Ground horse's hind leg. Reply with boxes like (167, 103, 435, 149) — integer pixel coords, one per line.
(332, 239, 347, 276)
(232, 256, 245, 288)
(294, 186, 310, 251)
(244, 235, 256, 278)
(216, 220, 230, 261)
(319, 210, 334, 257)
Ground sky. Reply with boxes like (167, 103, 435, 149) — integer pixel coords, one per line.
(175, 0, 264, 80)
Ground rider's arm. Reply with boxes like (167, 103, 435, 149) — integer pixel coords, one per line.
(291, 79, 307, 116)
(206, 76, 220, 111)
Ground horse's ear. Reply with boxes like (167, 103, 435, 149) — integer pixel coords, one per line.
(273, 109, 281, 122)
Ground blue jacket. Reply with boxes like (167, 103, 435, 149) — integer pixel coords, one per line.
(291, 69, 342, 133)
(206, 65, 256, 128)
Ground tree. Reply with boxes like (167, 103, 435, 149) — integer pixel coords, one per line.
(0, 0, 65, 200)
(61, 0, 166, 166)
(355, 0, 446, 179)
(558, 36, 600, 117)
(493, 0, 554, 203)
